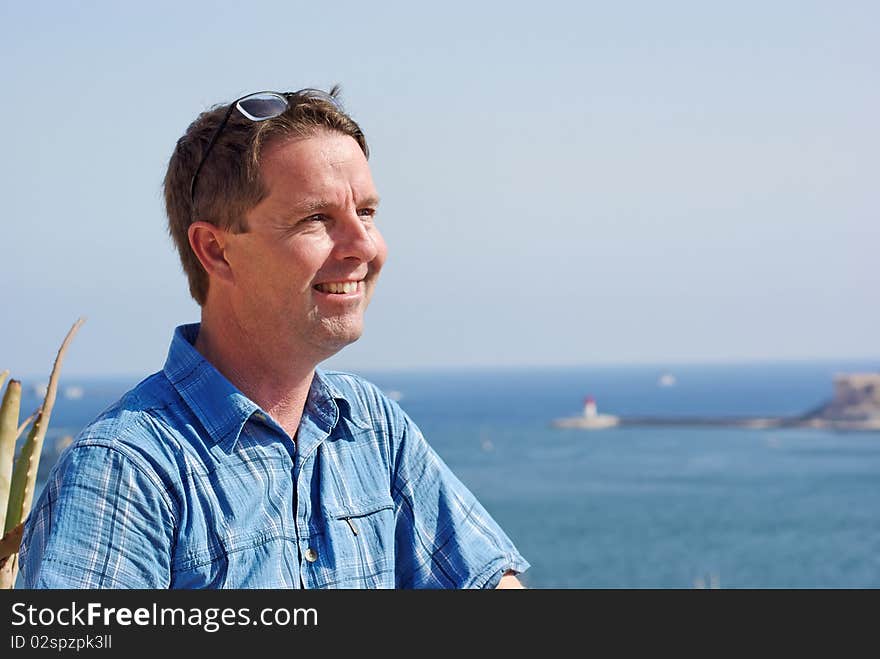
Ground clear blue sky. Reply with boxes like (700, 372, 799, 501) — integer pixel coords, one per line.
(2, 1, 877, 379)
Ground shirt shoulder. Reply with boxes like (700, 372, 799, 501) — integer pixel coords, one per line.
(63, 371, 187, 496)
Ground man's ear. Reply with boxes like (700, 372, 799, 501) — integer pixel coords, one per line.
(188, 221, 234, 284)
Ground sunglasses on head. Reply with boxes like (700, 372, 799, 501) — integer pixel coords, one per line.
(189, 90, 322, 211)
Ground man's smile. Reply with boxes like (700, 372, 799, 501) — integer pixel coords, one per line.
(313, 279, 364, 296)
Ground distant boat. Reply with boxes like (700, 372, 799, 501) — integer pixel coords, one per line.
(658, 373, 676, 387)
(29, 383, 85, 399)
(63, 385, 85, 400)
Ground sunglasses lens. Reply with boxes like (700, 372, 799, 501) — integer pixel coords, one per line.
(237, 93, 288, 121)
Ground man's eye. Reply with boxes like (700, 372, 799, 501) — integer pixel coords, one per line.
(357, 208, 376, 219)
(304, 214, 326, 223)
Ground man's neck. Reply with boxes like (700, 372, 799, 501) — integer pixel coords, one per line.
(194, 313, 315, 439)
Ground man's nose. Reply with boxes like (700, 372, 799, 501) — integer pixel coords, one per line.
(334, 212, 379, 262)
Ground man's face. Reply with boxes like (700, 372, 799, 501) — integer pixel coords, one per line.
(221, 130, 386, 362)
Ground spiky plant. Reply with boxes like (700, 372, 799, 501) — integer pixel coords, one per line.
(0, 318, 84, 588)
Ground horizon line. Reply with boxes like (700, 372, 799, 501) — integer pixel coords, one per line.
(11, 354, 880, 382)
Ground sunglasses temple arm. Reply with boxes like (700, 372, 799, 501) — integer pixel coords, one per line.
(189, 102, 238, 208)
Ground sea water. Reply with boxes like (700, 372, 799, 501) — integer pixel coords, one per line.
(21, 360, 880, 588)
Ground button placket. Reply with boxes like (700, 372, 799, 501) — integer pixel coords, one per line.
(295, 452, 317, 588)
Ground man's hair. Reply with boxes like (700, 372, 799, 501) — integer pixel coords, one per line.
(163, 86, 369, 305)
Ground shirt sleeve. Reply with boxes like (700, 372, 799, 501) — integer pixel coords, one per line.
(18, 442, 175, 589)
(387, 403, 530, 589)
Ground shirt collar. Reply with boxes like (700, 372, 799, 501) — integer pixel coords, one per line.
(162, 323, 355, 453)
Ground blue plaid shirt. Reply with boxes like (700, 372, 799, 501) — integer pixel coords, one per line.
(19, 324, 528, 589)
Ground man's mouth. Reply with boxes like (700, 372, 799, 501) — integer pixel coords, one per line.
(314, 281, 361, 294)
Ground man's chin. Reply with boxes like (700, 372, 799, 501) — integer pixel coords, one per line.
(313, 316, 364, 353)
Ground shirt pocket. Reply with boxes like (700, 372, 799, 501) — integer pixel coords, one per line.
(171, 452, 297, 588)
(318, 495, 396, 588)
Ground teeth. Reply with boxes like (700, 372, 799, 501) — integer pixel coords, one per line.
(316, 281, 359, 294)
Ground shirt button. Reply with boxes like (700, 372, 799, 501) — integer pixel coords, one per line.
(304, 548, 318, 563)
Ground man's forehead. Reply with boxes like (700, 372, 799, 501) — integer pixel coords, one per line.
(261, 131, 367, 173)
(260, 133, 377, 208)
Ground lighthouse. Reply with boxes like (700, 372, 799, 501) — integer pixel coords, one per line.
(583, 396, 597, 418)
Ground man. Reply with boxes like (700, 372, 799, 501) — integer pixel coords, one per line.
(19, 87, 528, 588)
